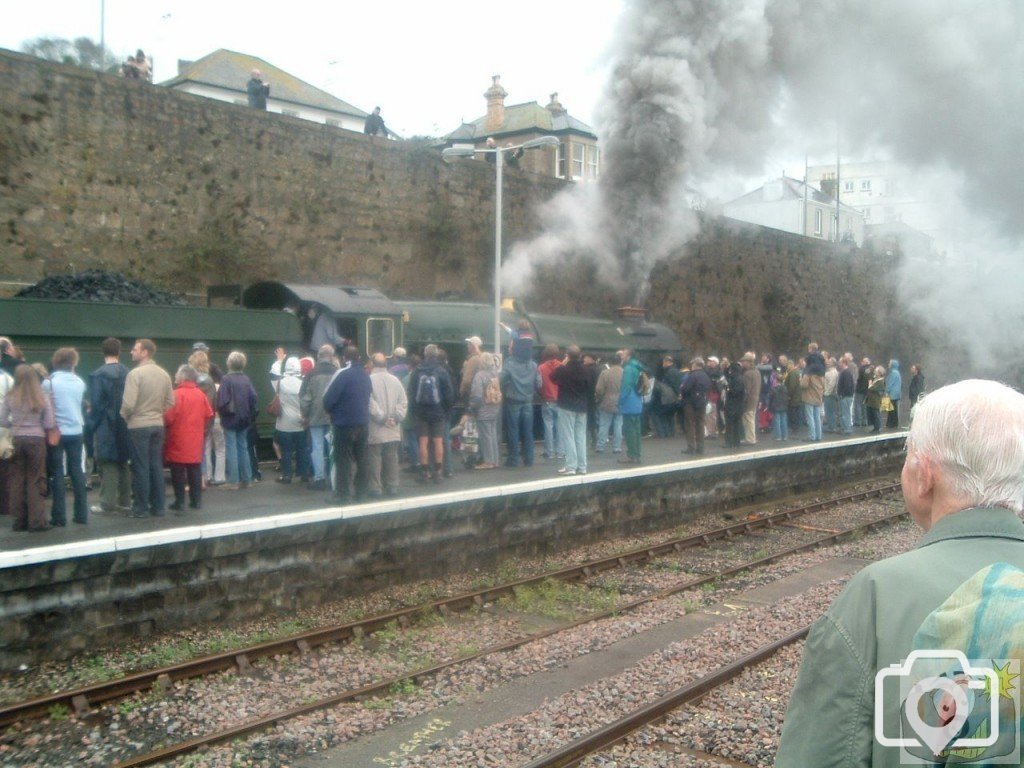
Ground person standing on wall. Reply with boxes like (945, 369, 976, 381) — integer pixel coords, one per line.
(363, 106, 390, 137)
(246, 69, 269, 110)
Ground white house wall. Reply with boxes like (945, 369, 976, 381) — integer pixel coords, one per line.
(171, 83, 365, 133)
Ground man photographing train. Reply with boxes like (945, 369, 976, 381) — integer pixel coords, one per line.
(777, 379, 1024, 767)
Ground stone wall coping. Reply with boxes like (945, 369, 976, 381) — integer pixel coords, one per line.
(0, 432, 904, 570)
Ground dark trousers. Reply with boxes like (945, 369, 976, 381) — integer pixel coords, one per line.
(725, 412, 744, 447)
(867, 406, 882, 433)
(169, 463, 202, 508)
(684, 402, 705, 453)
(886, 401, 900, 428)
(504, 401, 535, 467)
(332, 424, 368, 500)
(275, 429, 311, 479)
(50, 433, 88, 525)
(128, 426, 166, 515)
(8, 436, 48, 530)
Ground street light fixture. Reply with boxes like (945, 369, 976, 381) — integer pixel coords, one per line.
(443, 135, 560, 355)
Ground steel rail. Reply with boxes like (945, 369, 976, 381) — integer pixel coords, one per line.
(0, 479, 898, 728)
(518, 626, 812, 768)
(110, 505, 906, 768)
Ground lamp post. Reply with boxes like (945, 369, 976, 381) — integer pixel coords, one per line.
(443, 135, 560, 355)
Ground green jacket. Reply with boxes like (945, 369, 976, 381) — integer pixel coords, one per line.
(776, 507, 1024, 768)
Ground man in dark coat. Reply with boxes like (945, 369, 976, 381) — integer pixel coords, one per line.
(363, 107, 389, 137)
(88, 337, 131, 514)
(323, 346, 372, 502)
(680, 357, 712, 455)
(550, 345, 591, 475)
(246, 69, 269, 110)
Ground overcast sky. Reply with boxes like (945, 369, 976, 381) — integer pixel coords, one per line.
(1, 0, 626, 139)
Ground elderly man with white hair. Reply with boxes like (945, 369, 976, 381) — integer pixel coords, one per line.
(777, 379, 1024, 767)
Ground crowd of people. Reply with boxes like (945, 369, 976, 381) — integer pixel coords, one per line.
(0, 330, 924, 531)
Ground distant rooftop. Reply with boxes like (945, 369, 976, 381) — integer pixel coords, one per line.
(160, 48, 367, 119)
(728, 176, 861, 213)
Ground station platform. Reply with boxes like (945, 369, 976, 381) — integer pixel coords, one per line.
(0, 429, 906, 564)
(0, 429, 908, 668)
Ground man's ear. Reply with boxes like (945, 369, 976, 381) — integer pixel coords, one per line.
(907, 452, 936, 503)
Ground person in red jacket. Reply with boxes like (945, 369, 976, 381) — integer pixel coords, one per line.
(164, 365, 214, 514)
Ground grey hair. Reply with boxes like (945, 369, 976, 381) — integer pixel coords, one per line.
(226, 351, 247, 372)
(908, 379, 1024, 513)
(176, 364, 198, 383)
(424, 343, 439, 358)
(317, 344, 335, 362)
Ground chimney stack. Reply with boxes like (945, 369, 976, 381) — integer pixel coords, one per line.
(546, 92, 566, 117)
(484, 75, 508, 132)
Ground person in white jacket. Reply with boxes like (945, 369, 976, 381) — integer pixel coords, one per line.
(367, 353, 408, 497)
(273, 357, 310, 483)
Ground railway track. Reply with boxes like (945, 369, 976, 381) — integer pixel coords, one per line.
(0, 478, 897, 731)
(519, 626, 811, 768)
(97, 485, 903, 767)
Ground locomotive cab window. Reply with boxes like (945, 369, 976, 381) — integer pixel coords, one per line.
(366, 317, 395, 355)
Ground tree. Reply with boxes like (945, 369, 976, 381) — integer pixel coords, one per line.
(21, 36, 120, 74)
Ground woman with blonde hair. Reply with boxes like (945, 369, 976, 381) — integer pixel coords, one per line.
(189, 350, 225, 487)
(0, 365, 57, 530)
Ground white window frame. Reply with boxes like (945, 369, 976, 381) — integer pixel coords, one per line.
(586, 145, 600, 179)
(814, 208, 823, 236)
(571, 143, 585, 180)
(365, 317, 395, 356)
(555, 142, 566, 179)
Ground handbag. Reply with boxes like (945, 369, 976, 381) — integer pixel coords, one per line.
(0, 429, 13, 461)
(880, 394, 894, 413)
(266, 394, 283, 417)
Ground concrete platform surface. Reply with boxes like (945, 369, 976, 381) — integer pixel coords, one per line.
(0, 429, 905, 564)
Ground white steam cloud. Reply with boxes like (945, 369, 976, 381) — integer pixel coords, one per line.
(504, 0, 1024, 367)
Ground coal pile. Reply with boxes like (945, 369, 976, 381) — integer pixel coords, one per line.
(15, 270, 187, 306)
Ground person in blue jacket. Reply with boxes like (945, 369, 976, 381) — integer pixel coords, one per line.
(885, 359, 902, 429)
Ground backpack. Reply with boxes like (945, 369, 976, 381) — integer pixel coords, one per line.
(635, 370, 651, 397)
(415, 371, 441, 406)
(484, 376, 503, 405)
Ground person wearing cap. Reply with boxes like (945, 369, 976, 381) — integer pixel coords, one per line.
(459, 336, 484, 404)
(246, 69, 269, 110)
(740, 351, 761, 444)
